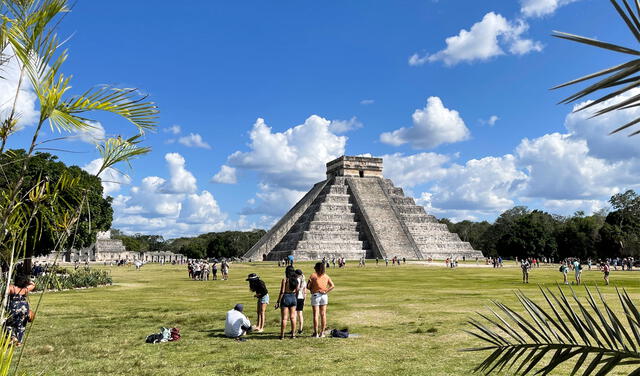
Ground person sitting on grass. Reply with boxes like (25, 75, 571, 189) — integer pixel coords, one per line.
(224, 304, 251, 341)
(7, 273, 36, 346)
(275, 266, 299, 339)
(246, 273, 268, 332)
(308, 262, 335, 338)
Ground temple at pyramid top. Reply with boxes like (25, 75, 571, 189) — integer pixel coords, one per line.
(326, 155, 383, 179)
(245, 155, 483, 261)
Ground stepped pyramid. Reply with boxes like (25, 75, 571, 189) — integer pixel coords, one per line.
(245, 156, 483, 261)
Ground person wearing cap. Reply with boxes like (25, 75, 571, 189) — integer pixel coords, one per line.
(246, 273, 269, 332)
(224, 304, 252, 340)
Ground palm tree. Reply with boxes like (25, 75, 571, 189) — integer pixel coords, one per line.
(466, 286, 640, 375)
(553, 0, 640, 136)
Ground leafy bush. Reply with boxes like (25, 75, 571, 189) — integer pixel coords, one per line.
(33, 268, 112, 292)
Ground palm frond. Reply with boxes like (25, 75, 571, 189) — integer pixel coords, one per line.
(553, 0, 640, 136)
(95, 135, 150, 177)
(466, 285, 640, 375)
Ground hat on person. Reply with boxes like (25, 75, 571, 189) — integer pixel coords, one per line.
(294, 269, 303, 276)
(245, 273, 259, 281)
(234, 304, 244, 312)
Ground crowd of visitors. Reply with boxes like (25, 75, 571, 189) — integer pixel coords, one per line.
(224, 262, 334, 341)
(187, 259, 229, 281)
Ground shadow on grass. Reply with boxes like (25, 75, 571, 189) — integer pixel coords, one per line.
(201, 328, 284, 340)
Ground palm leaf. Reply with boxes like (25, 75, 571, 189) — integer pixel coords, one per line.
(466, 285, 640, 375)
(553, 0, 640, 135)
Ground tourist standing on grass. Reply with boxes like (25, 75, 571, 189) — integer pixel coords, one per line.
(246, 273, 268, 332)
(308, 262, 335, 338)
(573, 259, 582, 285)
(212, 262, 218, 280)
(224, 304, 251, 341)
(560, 262, 569, 285)
(603, 262, 611, 285)
(276, 266, 299, 339)
(521, 259, 530, 284)
(221, 260, 229, 280)
(7, 273, 36, 346)
(295, 269, 306, 334)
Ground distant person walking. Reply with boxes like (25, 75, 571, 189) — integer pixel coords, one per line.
(559, 263, 569, 285)
(276, 266, 299, 339)
(603, 262, 611, 285)
(221, 260, 229, 280)
(246, 273, 268, 332)
(295, 269, 306, 334)
(7, 273, 36, 346)
(573, 260, 582, 285)
(308, 262, 335, 338)
(521, 259, 530, 284)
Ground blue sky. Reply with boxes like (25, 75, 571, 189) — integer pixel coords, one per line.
(4, 0, 640, 237)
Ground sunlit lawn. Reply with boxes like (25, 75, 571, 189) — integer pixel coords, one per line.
(18, 261, 640, 375)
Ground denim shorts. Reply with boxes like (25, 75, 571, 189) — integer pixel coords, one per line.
(259, 294, 269, 304)
(281, 293, 297, 308)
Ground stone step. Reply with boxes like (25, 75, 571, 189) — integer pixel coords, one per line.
(296, 240, 364, 250)
(406, 223, 449, 232)
(312, 212, 356, 222)
(318, 194, 351, 204)
(395, 205, 426, 214)
(290, 249, 368, 261)
(411, 233, 461, 242)
(391, 197, 416, 205)
(302, 231, 361, 241)
(417, 242, 475, 251)
(307, 221, 359, 232)
(325, 185, 348, 195)
(400, 213, 438, 223)
(317, 202, 354, 212)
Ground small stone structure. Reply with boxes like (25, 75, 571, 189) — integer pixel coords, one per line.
(34, 230, 185, 263)
(245, 155, 483, 261)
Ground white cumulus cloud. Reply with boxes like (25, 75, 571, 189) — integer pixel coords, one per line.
(82, 158, 131, 196)
(164, 125, 182, 134)
(177, 133, 211, 149)
(409, 12, 542, 66)
(211, 165, 237, 184)
(70, 121, 105, 144)
(0, 50, 38, 127)
(380, 96, 470, 149)
(329, 117, 363, 134)
(160, 153, 198, 194)
(521, 0, 579, 18)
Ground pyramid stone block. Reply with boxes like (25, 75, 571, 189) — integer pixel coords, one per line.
(244, 156, 483, 261)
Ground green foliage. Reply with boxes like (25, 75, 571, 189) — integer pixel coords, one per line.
(110, 229, 267, 260)
(553, 0, 640, 136)
(33, 267, 112, 291)
(467, 286, 640, 375)
(442, 191, 640, 259)
(0, 149, 113, 259)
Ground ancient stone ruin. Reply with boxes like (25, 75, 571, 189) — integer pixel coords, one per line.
(245, 155, 483, 261)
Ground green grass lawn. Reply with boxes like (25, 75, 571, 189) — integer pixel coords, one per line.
(17, 262, 640, 375)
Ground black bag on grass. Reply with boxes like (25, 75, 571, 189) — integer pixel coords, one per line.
(146, 333, 164, 343)
(330, 329, 349, 338)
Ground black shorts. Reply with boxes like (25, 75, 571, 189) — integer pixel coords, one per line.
(296, 298, 305, 311)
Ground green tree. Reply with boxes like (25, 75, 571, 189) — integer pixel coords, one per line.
(496, 210, 559, 259)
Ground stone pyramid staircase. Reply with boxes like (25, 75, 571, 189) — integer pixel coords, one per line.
(266, 177, 368, 261)
(380, 179, 479, 259)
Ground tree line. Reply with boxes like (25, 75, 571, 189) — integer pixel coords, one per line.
(112, 229, 266, 260)
(440, 190, 640, 260)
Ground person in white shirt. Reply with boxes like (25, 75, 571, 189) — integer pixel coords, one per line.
(224, 304, 251, 340)
(295, 269, 306, 335)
